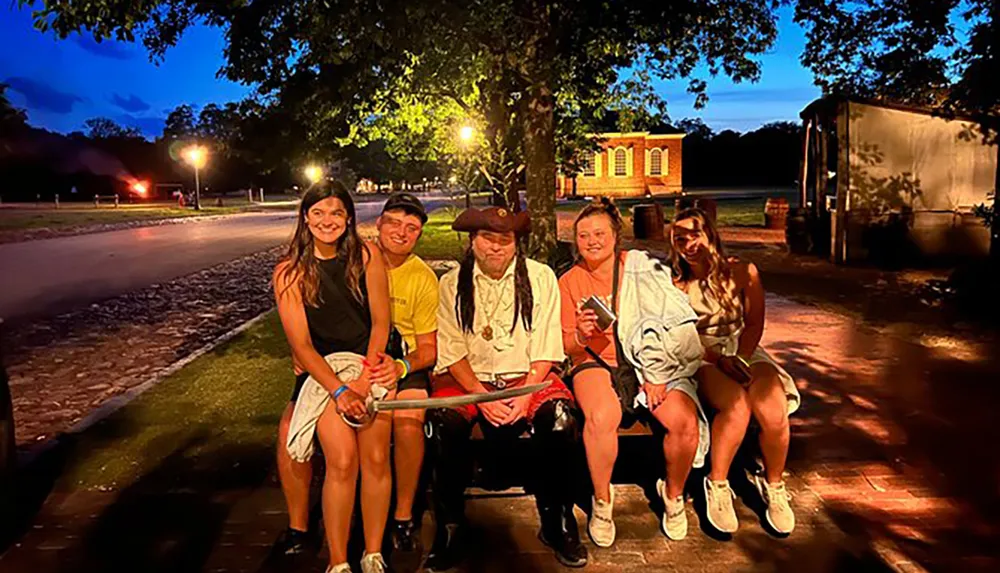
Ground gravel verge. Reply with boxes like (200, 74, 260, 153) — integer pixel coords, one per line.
(3, 247, 283, 449)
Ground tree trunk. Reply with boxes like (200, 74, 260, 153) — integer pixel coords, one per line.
(992, 147, 999, 264)
(523, 83, 557, 259)
(521, 3, 557, 260)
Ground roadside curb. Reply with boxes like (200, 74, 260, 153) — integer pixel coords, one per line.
(16, 308, 274, 470)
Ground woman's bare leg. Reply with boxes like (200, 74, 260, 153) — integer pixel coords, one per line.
(698, 365, 751, 481)
(357, 409, 394, 555)
(277, 402, 313, 531)
(316, 405, 360, 566)
(572, 369, 622, 502)
(651, 390, 700, 498)
(747, 364, 790, 483)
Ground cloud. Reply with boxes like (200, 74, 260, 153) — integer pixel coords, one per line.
(706, 87, 820, 103)
(4, 76, 85, 114)
(73, 35, 134, 60)
(110, 93, 151, 113)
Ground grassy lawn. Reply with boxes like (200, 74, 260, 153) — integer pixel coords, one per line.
(413, 207, 468, 260)
(557, 196, 767, 227)
(55, 313, 290, 491)
(0, 205, 249, 232)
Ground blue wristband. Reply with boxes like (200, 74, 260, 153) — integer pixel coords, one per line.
(333, 385, 349, 400)
(401, 357, 412, 377)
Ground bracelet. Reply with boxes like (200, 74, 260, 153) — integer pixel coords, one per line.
(574, 330, 590, 347)
(394, 358, 410, 379)
(733, 354, 751, 369)
(332, 385, 349, 400)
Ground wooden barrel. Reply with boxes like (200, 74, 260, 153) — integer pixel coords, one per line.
(675, 197, 718, 224)
(696, 198, 718, 225)
(785, 207, 813, 254)
(765, 197, 790, 230)
(632, 204, 664, 240)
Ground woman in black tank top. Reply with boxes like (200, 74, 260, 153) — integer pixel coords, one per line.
(272, 182, 393, 573)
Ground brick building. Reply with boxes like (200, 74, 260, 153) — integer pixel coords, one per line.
(557, 131, 685, 198)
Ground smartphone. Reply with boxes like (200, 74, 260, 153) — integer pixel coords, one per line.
(581, 295, 616, 331)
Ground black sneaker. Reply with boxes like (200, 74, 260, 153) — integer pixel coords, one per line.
(272, 527, 311, 556)
(389, 519, 422, 573)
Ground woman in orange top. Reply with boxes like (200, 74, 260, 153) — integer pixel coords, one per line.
(559, 199, 702, 546)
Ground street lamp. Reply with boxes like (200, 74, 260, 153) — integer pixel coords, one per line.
(183, 145, 208, 210)
(457, 125, 476, 207)
(304, 165, 324, 186)
(459, 125, 475, 144)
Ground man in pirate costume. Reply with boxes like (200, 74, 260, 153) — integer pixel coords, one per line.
(424, 206, 587, 571)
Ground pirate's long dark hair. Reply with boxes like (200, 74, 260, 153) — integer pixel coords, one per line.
(455, 234, 533, 334)
(277, 181, 369, 307)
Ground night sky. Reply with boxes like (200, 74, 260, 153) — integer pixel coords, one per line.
(1, 4, 820, 138)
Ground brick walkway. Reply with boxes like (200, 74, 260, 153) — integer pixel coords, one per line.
(2, 293, 998, 572)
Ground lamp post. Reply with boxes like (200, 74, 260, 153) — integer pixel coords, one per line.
(304, 165, 324, 187)
(183, 145, 208, 210)
(457, 125, 476, 208)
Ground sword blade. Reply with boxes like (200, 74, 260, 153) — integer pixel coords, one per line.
(373, 381, 551, 412)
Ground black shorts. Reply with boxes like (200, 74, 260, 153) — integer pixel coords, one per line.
(291, 372, 310, 402)
(290, 369, 431, 402)
(398, 369, 431, 393)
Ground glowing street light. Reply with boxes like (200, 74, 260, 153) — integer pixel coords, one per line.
(458, 125, 475, 144)
(304, 164, 324, 185)
(182, 145, 208, 210)
(131, 181, 148, 195)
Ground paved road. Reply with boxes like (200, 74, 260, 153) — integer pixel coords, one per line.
(0, 197, 447, 322)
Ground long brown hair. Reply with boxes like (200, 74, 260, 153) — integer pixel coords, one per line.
(572, 196, 623, 262)
(455, 236, 533, 335)
(278, 181, 369, 307)
(669, 207, 738, 314)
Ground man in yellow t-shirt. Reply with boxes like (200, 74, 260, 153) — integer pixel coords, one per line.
(367, 192, 438, 572)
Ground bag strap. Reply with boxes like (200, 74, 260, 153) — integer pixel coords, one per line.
(583, 250, 624, 374)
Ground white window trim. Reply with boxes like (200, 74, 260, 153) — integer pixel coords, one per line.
(611, 146, 630, 178)
(581, 151, 596, 177)
(646, 147, 665, 176)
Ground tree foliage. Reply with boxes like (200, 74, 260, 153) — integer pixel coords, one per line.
(795, 0, 999, 250)
(0, 84, 28, 133)
(22, 0, 785, 255)
(84, 117, 144, 139)
(162, 104, 197, 140)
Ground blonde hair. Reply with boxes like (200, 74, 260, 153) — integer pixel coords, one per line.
(669, 207, 739, 314)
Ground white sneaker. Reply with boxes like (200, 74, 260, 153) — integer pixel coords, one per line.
(588, 486, 616, 547)
(326, 564, 351, 573)
(656, 479, 688, 540)
(703, 477, 739, 533)
(751, 474, 795, 534)
(360, 552, 387, 573)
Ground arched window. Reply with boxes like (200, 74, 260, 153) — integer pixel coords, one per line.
(581, 151, 596, 176)
(614, 148, 627, 176)
(649, 148, 663, 175)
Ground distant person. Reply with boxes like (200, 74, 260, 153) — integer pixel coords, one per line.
(559, 198, 708, 545)
(366, 193, 439, 573)
(425, 206, 587, 570)
(272, 181, 394, 573)
(669, 208, 801, 535)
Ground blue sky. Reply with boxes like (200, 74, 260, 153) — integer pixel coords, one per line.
(1, 4, 820, 138)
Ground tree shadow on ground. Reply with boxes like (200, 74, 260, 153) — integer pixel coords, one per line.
(1, 416, 277, 572)
(766, 323, 1000, 570)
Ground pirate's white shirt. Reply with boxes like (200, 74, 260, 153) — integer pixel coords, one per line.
(435, 257, 564, 383)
